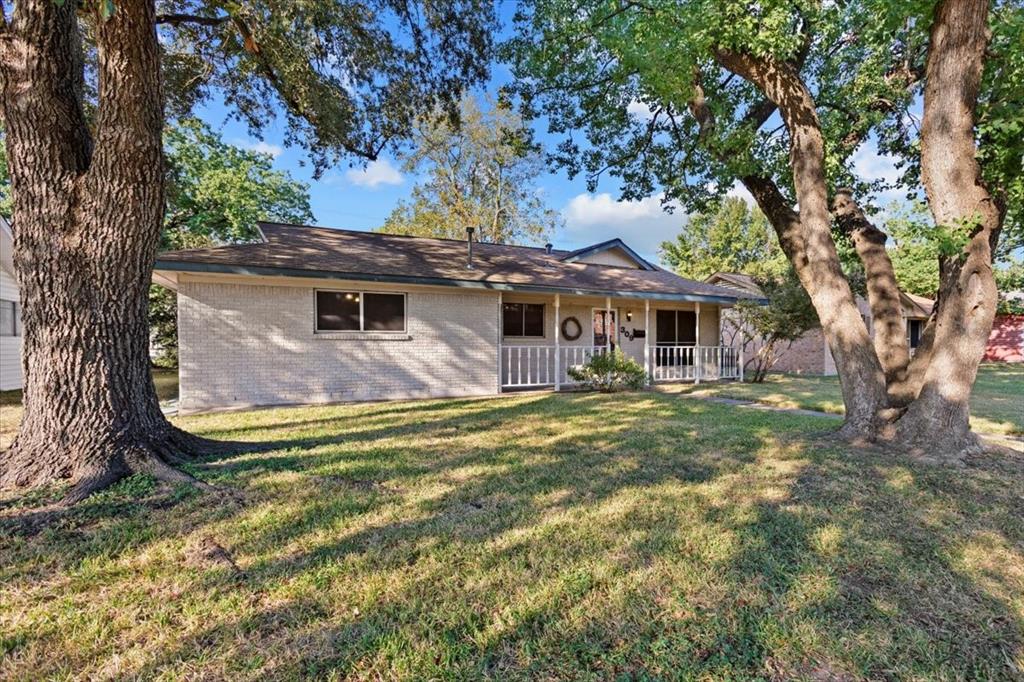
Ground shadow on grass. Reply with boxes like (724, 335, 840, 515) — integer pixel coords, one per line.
(2, 391, 1022, 679)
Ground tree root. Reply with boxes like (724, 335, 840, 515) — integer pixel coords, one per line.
(830, 408, 1005, 466)
(1, 423, 244, 507)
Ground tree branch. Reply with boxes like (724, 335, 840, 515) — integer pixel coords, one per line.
(155, 13, 229, 27)
(833, 188, 911, 390)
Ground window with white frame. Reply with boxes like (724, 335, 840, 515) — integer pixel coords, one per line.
(0, 299, 18, 337)
(315, 290, 406, 332)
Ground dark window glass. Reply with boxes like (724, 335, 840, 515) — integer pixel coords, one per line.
(503, 303, 544, 337)
(503, 303, 523, 336)
(523, 303, 544, 337)
(364, 293, 405, 331)
(678, 311, 697, 344)
(316, 291, 360, 331)
(656, 310, 677, 344)
(908, 319, 922, 348)
(655, 310, 697, 365)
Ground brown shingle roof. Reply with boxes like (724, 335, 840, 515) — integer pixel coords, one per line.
(155, 222, 761, 303)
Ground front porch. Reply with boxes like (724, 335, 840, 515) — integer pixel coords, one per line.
(497, 292, 743, 391)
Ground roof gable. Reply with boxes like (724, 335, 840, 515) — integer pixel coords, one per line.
(559, 239, 656, 270)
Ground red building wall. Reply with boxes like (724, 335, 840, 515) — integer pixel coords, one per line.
(985, 314, 1024, 363)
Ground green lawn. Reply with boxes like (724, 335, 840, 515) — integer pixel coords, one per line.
(669, 363, 1024, 436)
(2, 392, 1022, 680)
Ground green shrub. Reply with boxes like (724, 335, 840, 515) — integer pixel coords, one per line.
(566, 349, 647, 392)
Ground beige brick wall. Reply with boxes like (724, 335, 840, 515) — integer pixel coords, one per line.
(177, 279, 499, 412)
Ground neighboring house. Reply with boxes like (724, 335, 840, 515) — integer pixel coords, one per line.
(0, 216, 22, 390)
(153, 223, 762, 413)
(706, 271, 934, 376)
(986, 308, 1024, 363)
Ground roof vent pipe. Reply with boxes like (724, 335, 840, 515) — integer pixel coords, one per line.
(466, 226, 475, 269)
(544, 242, 553, 254)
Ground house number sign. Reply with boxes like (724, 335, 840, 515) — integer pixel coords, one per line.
(619, 325, 644, 341)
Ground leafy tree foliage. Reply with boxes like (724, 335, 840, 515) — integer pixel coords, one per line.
(382, 95, 560, 244)
(725, 274, 820, 383)
(158, 0, 497, 175)
(162, 118, 312, 248)
(659, 197, 785, 280)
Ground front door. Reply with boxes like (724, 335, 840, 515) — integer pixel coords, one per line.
(593, 309, 618, 350)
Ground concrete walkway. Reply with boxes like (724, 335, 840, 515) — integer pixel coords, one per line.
(675, 393, 842, 419)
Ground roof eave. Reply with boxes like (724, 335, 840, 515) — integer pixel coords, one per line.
(154, 260, 756, 304)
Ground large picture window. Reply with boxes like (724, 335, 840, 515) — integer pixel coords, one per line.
(503, 302, 544, 337)
(0, 299, 18, 337)
(316, 290, 406, 332)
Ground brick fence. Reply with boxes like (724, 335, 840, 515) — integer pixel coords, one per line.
(985, 314, 1024, 363)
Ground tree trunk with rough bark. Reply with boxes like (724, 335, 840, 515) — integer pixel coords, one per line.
(0, 0, 218, 503)
(892, 0, 1003, 459)
(718, 53, 889, 439)
(832, 189, 912, 397)
(716, 0, 1003, 460)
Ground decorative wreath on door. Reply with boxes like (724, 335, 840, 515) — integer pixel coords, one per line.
(561, 316, 583, 341)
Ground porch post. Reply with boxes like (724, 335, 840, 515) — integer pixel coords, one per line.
(644, 299, 651, 385)
(497, 292, 503, 393)
(694, 302, 701, 384)
(605, 296, 612, 355)
(554, 293, 561, 391)
(739, 343, 745, 382)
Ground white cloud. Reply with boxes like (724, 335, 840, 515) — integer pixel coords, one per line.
(725, 181, 755, 205)
(233, 139, 283, 158)
(345, 159, 404, 188)
(851, 144, 901, 186)
(561, 192, 684, 260)
(626, 98, 655, 122)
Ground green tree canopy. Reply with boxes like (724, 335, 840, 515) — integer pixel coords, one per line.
(659, 197, 785, 280)
(162, 118, 312, 248)
(382, 95, 561, 244)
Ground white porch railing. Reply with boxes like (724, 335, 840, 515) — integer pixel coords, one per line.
(499, 344, 739, 389)
(501, 345, 608, 388)
(652, 344, 740, 382)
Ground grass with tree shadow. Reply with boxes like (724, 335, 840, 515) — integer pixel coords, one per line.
(1, 390, 1022, 679)
(667, 362, 1024, 436)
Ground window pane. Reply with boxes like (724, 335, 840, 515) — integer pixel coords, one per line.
(317, 291, 360, 331)
(503, 303, 524, 336)
(0, 300, 13, 337)
(364, 293, 405, 331)
(908, 320, 922, 348)
(523, 304, 544, 337)
(655, 310, 676, 344)
(678, 311, 697, 345)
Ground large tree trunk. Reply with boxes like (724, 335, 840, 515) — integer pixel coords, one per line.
(0, 0, 216, 502)
(892, 0, 1003, 459)
(716, 54, 889, 438)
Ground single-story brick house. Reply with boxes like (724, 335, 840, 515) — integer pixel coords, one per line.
(153, 223, 762, 412)
(706, 271, 934, 376)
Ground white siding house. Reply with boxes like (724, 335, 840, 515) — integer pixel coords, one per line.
(155, 224, 763, 413)
(0, 216, 22, 390)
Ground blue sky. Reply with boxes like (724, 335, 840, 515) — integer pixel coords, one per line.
(191, 12, 906, 264)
